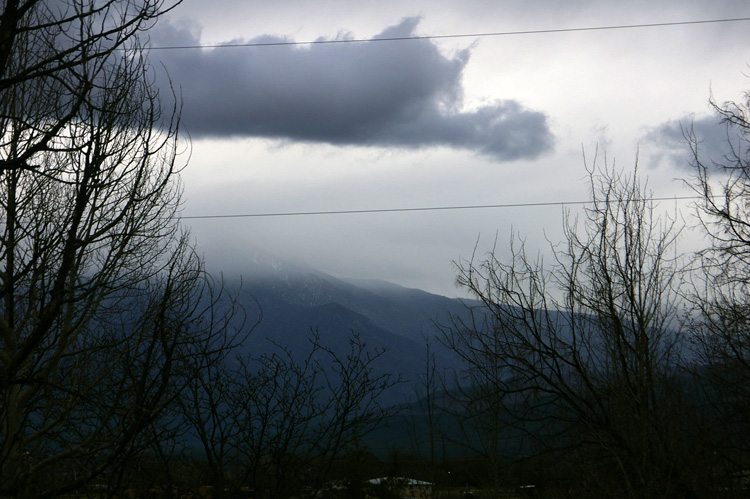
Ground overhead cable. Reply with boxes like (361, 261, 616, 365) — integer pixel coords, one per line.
(150, 17, 750, 51)
(181, 195, 700, 220)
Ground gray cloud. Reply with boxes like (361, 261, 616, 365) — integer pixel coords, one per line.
(150, 17, 554, 161)
(643, 114, 744, 171)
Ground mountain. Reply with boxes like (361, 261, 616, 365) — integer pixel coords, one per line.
(221, 252, 475, 405)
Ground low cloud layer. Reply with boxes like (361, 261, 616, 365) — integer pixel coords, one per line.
(643, 114, 743, 171)
(151, 18, 553, 161)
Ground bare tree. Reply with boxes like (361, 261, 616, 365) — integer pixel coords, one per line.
(179, 331, 398, 499)
(686, 90, 750, 488)
(443, 164, 710, 498)
(0, 1, 243, 496)
(0, 0, 180, 172)
(406, 336, 444, 475)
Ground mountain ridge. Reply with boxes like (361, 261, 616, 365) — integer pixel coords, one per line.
(221, 252, 472, 405)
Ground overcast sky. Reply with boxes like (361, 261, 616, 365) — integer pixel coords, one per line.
(153, 0, 750, 297)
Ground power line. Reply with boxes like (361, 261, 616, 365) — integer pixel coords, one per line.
(150, 17, 750, 51)
(180, 195, 700, 220)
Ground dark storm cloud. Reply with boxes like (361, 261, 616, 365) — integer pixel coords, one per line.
(643, 114, 743, 171)
(150, 18, 553, 161)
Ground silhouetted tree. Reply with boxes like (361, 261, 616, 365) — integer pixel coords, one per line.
(0, 1, 242, 496)
(180, 331, 399, 499)
(687, 90, 750, 491)
(444, 164, 710, 498)
(405, 335, 445, 485)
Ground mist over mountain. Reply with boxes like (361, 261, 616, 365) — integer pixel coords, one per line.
(221, 249, 475, 405)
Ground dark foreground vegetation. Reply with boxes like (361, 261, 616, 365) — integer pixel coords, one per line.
(2, 1, 750, 498)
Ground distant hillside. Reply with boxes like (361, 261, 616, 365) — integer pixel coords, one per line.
(221, 252, 477, 405)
